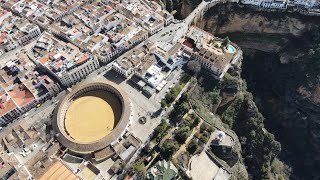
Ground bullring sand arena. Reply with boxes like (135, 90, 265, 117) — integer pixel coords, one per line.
(65, 90, 120, 143)
(53, 80, 130, 154)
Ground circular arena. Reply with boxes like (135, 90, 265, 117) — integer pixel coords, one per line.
(52, 80, 130, 154)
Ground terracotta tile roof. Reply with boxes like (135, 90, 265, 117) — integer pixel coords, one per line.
(75, 54, 90, 65)
(39, 53, 52, 65)
(39, 161, 79, 180)
(7, 84, 35, 107)
(0, 91, 17, 117)
(0, 33, 6, 44)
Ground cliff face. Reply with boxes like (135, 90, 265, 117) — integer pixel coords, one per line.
(161, 0, 320, 178)
(196, 3, 319, 36)
(158, 0, 201, 19)
(194, 3, 320, 179)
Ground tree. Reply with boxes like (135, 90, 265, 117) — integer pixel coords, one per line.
(187, 60, 201, 75)
(209, 88, 221, 104)
(200, 131, 210, 143)
(154, 120, 169, 136)
(187, 139, 198, 154)
(221, 73, 239, 91)
(174, 126, 191, 144)
(164, 85, 183, 105)
(223, 91, 283, 179)
(222, 36, 230, 47)
(133, 161, 146, 179)
(271, 158, 285, 177)
(161, 100, 167, 108)
(161, 139, 179, 160)
(165, 92, 174, 103)
(155, 161, 178, 180)
(191, 116, 200, 127)
(178, 102, 189, 113)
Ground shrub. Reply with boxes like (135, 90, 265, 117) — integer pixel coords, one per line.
(200, 134, 209, 143)
(200, 123, 215, 133)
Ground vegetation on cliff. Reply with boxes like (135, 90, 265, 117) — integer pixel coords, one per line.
(221, 84, 282, 179)
(156, 0, 201, 19)
(185, 63, 283, 179)
(191, 3, 320, 179)
(160, 0, 320, 178)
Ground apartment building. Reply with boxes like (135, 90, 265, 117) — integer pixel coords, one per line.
(31, 32, 100, 87)
(147, 1, 174, 26)
(74, 2, 115, 32)
(110, 0, 172, 35)
(261, 0, 288, 9)
(241, 0, 287, 8)
(8, 0, 54, 29)
(241, 0, 320, 11)
(112, 58, 135, 77)
(112, 40, 181, 89)
(0, 8, 12, 24)
(50, 14, 92, 43)
(0, 7, 41, 52)
(0, 50, 60, 125)
(78, 12, 148, 63)
(112, 42, 157, 78)
(181, 26, 240, 79)
(153, 42, 184, 70)
(39, 0, 83, 18)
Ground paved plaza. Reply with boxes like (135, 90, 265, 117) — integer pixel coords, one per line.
(189, 152, 220, 180)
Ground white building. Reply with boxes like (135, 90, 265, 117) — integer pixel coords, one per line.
(0, 7, 42, 52)
(112, 59, 135, 77)
(60, 55, 100, 86)
(181, 26, 240, 79)
(0, 9, 12, 24)
(31, 32, 100, 87)
(241, 0, 288, 9)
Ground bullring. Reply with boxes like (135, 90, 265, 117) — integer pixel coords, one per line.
(52, 80, 130, 155)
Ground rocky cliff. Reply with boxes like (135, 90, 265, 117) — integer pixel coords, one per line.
(194, 3, 320, 180)
(157, 0, 201, 19)
(196, 3, 320, 36)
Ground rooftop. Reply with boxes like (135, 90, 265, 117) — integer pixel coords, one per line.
(33, 32, 94, 77)
(0, 51, 57, 117)
(0, 153, 31, 179)
(39, 161, 79, 180)
(182, 26, 239, 74)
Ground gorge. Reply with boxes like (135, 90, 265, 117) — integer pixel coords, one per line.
(161, 1, 320, 179)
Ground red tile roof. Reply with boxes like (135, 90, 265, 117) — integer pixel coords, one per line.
(39, 161, 79, 180)
(0, 92, 17, 117)
(105, 6, 113, 12)
(75, 54, 90, 65)
(7, 84, 35, 107)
